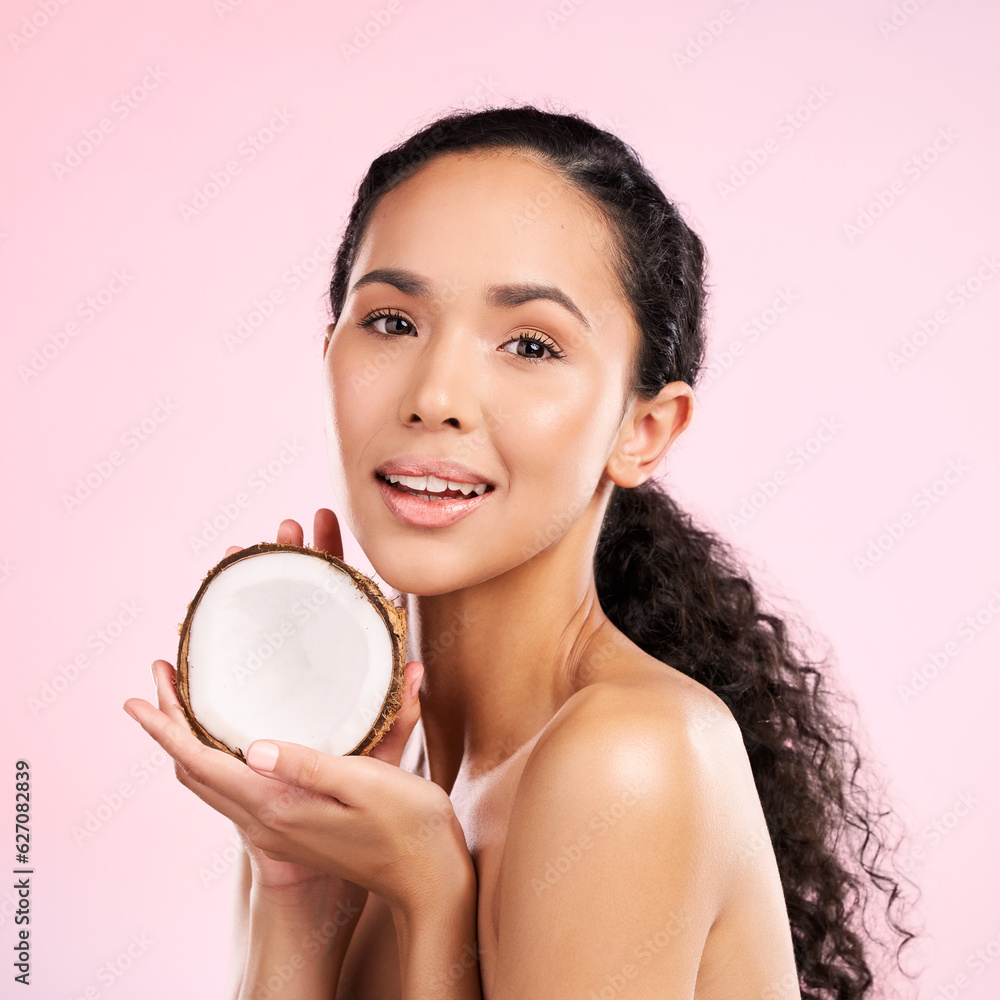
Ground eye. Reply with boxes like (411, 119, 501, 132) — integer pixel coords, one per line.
(357, 308, 415, 338)
(357, 311, 565, 363)
(501, 331, 566, 363)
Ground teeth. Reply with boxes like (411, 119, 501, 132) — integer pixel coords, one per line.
(385, 473, 489, 496)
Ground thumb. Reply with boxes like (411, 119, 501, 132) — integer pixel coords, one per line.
(368, 660, 423, 767)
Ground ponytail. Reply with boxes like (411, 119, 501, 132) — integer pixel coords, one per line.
(595, 478, 918, 998)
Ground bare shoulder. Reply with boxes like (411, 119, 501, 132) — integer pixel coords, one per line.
(512, 639, 764, 893)
(488, 642, 766, 996)
(536, 638, 749, 796)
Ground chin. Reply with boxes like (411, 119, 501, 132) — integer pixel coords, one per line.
(365, 543, 497, 598)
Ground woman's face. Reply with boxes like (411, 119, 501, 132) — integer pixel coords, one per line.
(323, 149, 645, 596)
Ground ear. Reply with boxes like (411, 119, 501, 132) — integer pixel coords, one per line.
(323, 323, 335, 359)
(606, 382, 694, 488)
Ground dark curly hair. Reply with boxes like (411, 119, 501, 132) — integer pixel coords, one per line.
(327, 101, 921, 999)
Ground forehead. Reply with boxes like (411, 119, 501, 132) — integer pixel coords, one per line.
(354, 150, 628, 322)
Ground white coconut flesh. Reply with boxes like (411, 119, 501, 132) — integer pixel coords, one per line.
(184, 551, 396, 757)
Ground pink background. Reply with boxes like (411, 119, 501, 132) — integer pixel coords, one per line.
(3, 1, 998, 996)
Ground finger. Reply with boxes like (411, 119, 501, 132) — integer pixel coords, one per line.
(244, 736, 386, 808)
(124, 687, 254, 817)
(367, 661, 423, 767)
(225, 545, 242, 557)
(151, 661, 258, 795)
(129, 661, 280, 831)
(277, 519, 304, 547)
(152, 658, 194, 725)
(149, 660, 258, 798)
(313, 508, 344, 560)
(125, 684, 299, 838)
(150, 660, 360, 821)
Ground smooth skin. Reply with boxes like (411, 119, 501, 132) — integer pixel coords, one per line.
(125, 148, 801, 999)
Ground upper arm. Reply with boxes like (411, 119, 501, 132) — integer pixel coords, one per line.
(488, 685, 743, 1000)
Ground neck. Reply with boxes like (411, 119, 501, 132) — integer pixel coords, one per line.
(402, 504, 611, 796)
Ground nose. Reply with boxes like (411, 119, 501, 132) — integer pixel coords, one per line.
(397, 325, 484, 431)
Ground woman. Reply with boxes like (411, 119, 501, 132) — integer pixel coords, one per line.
(124, 104, 917, 999)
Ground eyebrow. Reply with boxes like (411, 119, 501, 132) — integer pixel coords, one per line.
(349, 266, 592, 332)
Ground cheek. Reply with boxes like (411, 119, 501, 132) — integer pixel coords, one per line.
(499, 379, 615, 536)
(323, 341, 387, 504)
(325, 336, 399, 440)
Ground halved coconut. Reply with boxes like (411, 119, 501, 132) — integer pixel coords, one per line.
(174, 542, 408, 762)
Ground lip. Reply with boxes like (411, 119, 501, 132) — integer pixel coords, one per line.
(375, 454, 497, 488)
(377, 474, 494, 528)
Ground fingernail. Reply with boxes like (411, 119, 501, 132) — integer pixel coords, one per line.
(151, 661, 159, 693)
(409, 667, 423, 701)
(247, 741, 279, 772)
(123, 702, 139, 722)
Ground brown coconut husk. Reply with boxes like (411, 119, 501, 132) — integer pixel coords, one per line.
(174, 541, 408, 762)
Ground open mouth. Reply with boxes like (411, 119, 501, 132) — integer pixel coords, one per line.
(376, 472, 495, 502)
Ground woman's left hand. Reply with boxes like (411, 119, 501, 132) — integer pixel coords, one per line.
(123, 656, 471, 915)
